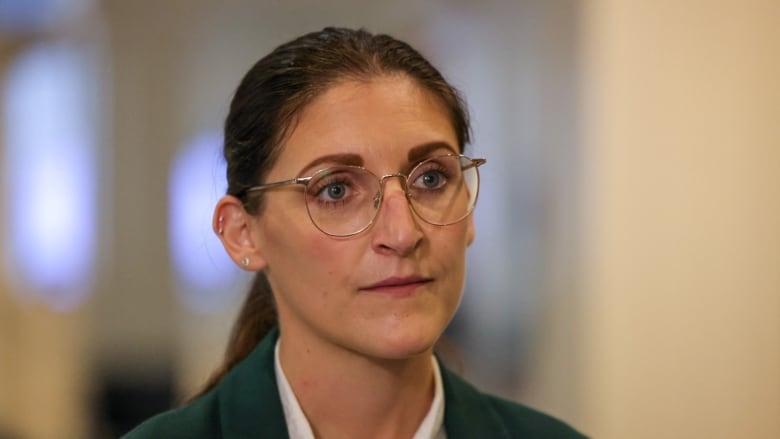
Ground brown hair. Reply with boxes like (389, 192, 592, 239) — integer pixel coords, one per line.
(191, 27, 471, 400)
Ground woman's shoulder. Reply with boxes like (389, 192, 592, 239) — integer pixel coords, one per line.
(440, 365, 587, 439)
(121, 391, 222, 439)
(122, 329, 287, 438)
(481, 392, 588, 439)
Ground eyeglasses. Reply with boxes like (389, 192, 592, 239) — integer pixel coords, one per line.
(244, 154, 486, 237)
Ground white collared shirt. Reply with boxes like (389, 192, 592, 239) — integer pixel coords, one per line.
(274, 340, 446, 439)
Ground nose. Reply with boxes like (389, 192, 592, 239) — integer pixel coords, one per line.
(370, 175, 423, 256)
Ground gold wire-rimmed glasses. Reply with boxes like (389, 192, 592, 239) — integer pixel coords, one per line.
(243, 154, 486, 237)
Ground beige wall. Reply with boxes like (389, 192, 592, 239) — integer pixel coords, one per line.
(0, 301, 89, 439)
(579, 1, 780, 438)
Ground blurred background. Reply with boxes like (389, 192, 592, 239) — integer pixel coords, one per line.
(0, 0, 777, 438)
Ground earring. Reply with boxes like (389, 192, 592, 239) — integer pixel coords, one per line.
(217, 216, 224, 235)
(241, 257, 250, 266)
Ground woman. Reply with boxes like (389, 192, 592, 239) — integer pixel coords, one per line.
(125, 27, 585, 438)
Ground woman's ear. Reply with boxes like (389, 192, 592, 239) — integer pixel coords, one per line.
(213, 195, 268, 271)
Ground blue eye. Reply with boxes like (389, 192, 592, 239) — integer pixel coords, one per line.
(420, 171, 442, 188)
(309, 172, 356, 205)
(323, 183, 347, 200)
(412, 168, 447, 190)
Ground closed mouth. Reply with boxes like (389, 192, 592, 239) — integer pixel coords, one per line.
(360, 275, 433, 292)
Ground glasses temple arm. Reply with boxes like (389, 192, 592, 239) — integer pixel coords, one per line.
(245, 177, 312, 193)
(461, 158, 487, 171)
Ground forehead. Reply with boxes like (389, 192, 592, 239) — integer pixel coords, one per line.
(270, 76, 459, 177)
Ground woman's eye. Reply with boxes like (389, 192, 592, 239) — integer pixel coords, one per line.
(324, 183, 347, 200)
(413, 170, 446, 189)
(317, 182, 349, 201)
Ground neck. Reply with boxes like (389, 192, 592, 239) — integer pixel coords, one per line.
(278, 327, 436, 439)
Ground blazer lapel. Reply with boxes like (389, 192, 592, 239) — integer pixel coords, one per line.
(213, 330, 512, 438)
(217, 327, 289, 438)
(441, 364, 510, 439)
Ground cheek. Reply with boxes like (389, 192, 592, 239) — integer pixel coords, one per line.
(272, 232, 326, 271)
(266, 225, 360, 291)
(259, 198, 331, 266)
(430, 224, 471, 285)
(264, 232, 341, 317)
(304, 237, 346, 284)
(439, 223, 472, 257)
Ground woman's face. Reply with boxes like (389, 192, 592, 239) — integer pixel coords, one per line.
(251, 75, 474, 360)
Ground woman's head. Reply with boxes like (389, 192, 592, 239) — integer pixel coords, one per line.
(200, 28, 477, 397)
(222, 27, 471, 213)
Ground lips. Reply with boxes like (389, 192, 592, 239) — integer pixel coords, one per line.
(360, 275, 433, 295)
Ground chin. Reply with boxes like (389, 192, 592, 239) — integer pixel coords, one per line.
(365, 320, 444, 360)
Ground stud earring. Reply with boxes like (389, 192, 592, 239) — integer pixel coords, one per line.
(241, 257, 250, 266)
(217, 216, 224, 235)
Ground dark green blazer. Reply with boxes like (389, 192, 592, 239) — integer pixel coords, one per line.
(124, 328, 586, 438)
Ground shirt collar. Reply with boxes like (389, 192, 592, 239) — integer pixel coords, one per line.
(274, 339, 446, 438)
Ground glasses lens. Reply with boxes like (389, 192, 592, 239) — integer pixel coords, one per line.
(303, 156, 481, 236)
(408, 155, 480, 226)
(304, 167, 380, 236)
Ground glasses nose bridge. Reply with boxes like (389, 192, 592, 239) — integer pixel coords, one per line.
(377, 172, 411, 197)
(378, 172, 408, 188)
(372, 172, 410, 209)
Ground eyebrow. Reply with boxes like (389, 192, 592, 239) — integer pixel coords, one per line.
(298, 153, 364, 175)
(297, 141, 458, 176)
(407, 141, 458, 164)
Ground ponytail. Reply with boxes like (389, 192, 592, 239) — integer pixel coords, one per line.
(187, 272, 277, 401)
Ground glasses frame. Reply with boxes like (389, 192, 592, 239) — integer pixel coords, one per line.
(243, 154, 486, 237)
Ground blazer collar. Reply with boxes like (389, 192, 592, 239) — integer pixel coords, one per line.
(217, 326, 289, 438)
(215, 327, 508, 438)
(441, 363, 511, 438)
